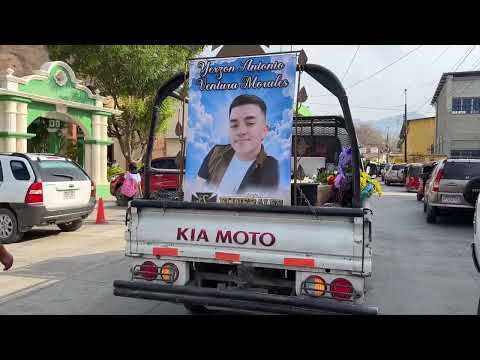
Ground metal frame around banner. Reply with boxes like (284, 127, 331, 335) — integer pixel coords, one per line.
(144, 52, 361, 208)
(176, 51, 305, 204)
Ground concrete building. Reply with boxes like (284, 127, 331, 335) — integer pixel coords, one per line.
(431, 71, 480, 157)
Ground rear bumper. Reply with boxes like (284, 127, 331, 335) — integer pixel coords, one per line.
(429, 202, 474, 210)
(113, 280, 379, 315)
(11, 200, 96, 231)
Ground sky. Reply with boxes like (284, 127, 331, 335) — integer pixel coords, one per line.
(197, 45, 480, 122)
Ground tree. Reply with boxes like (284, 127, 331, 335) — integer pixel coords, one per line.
(48, 45, 203, 163)
(355, 121, 386, 148)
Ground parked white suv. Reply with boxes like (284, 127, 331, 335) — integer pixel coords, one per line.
(0, 153, 96, 243)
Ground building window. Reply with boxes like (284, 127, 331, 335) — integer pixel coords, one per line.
(474, 98, 480, 113)
(452, 98, 461, 112)
(452, 97, 480, 114)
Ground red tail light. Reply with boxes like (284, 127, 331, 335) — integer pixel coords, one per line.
(330, 278, 354, 300)
(25, 182, 43, 204)
(91, 181, 96, 198)
(138, 261, 158, 281)
(432, 169, 444, 192)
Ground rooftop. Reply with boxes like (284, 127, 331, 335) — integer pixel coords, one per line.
(431, 71, 480, 105)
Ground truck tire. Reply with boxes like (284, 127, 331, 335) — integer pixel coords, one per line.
(426, 204, 437, 223)
(184, 303, 210, 314)
(115, 188, 129, 206)
(57, 219, 84, 232)
(0, 208, 24, 244)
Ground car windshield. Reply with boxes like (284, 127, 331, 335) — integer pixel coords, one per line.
(32, 160, 89, 182)
(392, 165, 405, 171)
(443, 161, 480, 180)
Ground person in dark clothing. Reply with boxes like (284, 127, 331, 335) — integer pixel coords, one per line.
(194, 94, 279, 196)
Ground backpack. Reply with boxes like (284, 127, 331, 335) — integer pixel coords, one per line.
(120, 173, 137, 198)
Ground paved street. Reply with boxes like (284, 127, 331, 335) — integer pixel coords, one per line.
(367, 183, 480, 314)
(0, 188, 479, 315)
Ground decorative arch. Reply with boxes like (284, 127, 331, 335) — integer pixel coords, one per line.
(0, 61, 122, 198)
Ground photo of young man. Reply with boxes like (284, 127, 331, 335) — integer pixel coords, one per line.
(194, 94, 279, 196)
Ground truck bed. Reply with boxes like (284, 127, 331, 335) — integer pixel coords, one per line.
(127, 199, 372, 276)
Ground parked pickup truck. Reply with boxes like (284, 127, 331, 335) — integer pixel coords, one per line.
(113, 63, 379, 315)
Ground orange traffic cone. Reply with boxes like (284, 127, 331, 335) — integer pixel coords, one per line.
(96, 197, 107, 224)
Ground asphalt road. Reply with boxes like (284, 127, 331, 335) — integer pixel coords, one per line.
(0, 188, 479, 315)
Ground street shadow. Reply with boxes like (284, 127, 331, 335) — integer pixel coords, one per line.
(434, 213, 474, 228)
(1, 251, 287, 315)
(16, 229, 62, 244)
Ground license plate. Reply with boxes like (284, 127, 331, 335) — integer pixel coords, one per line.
(442, 195, 462, 204)
(63, 190, 76, 200)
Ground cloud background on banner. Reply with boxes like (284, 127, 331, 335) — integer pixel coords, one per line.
(184, 54, 297, 199)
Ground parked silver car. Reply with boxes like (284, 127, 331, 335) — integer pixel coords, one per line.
(381, 163, 392, 181)
(424, 158, 480, 223)
(384, 163, 406, 185)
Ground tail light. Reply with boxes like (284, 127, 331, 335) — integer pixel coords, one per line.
(432, 169, 444, 192)
(137, 261, 158, 281)
(90, 181, 96, 198)
(160, 263, 179, 283)
(330, 278, 354, 300)
(25, 182, 43, 204)
(303, 275, 326, 297)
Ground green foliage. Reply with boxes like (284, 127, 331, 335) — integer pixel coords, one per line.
(47, 45, 204, 163)
(315, 168, 336, 184)
(108, 164, 125, 179)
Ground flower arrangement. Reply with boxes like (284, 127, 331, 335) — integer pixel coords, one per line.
(360, 171, 382, 203)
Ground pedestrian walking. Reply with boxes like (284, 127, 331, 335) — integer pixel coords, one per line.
(120, 162, 143, 201)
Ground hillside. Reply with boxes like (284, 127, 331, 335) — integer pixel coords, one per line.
(370, 112, 423, 138)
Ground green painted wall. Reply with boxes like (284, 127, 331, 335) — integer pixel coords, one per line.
(19, 65, 95, 106)
(67, 108, 92, 136)
(96, 185, 110, 199)
(26, 102, 56, 125)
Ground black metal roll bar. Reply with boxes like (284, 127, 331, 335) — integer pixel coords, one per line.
(144, 63, 361, 208)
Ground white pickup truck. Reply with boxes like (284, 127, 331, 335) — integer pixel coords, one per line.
(113, 63, 379, 315)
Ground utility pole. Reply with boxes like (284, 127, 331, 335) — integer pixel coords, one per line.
(386, 126, 390, 163)
(404, 89, 408, 163)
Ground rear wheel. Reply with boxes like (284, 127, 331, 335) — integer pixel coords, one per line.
(57, 219, 83, 232)
(426, 204, 437, 223)
(417, 193, 423, 201)
(0, 208, 23, 244)
(385, 180, 390, 186)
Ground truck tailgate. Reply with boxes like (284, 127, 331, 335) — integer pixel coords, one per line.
(127, 200, 371, 275)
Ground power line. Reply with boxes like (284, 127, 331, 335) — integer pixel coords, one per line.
(347, 45, 423, 89)
(405, 45, 452, 91)
(415, 46, 480, 112)
(453, 45, 476, 71)
(341, 45, 360, 82)
(411, 46, 476, 113)
(431, 45, 452, 65)
(306, 102, 406, 112)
